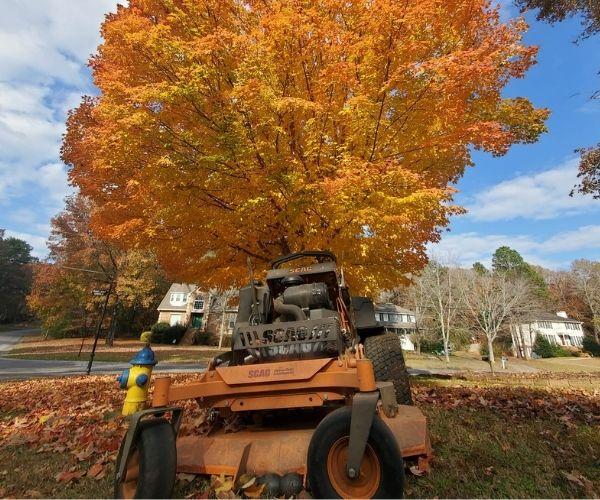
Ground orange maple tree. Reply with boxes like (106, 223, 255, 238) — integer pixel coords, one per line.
(63, 0, 548, 292)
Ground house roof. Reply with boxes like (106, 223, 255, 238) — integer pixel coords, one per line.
(374, 303, 415, 315)
(157, 283, 197, 311)
(532, 313, 583, 324)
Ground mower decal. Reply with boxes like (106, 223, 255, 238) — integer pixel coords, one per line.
(248, 368, 271, 378)
(216, 358, 332, 385)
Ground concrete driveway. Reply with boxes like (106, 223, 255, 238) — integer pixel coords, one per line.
(0, 327, 40, 352)
(0, 328, 206, 380)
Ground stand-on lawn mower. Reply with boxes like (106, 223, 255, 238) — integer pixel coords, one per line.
(114, 251, 431, 498)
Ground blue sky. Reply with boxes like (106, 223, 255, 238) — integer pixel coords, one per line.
(0, 1, 599, 269)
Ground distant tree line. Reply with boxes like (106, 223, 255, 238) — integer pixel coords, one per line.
(27, 194, 170, 340)
(0, 229, 35, 323)
(382, 246, 600, 366)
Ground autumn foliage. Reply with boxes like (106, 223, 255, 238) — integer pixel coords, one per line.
(28, 194, 169, 338)
(63, 0, 548, 292)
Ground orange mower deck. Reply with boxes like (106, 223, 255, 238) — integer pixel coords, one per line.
(150, 356, 431, 478)
(176, 405, 431, 478)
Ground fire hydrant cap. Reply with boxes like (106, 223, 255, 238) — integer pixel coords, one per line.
(129, 346, 157, 366)
(136, 373, 149, 387)
(117, 369, 130, 389)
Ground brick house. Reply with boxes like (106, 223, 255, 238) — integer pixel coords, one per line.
(156, 283, 211, 330)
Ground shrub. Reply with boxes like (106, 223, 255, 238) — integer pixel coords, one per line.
(140, 331, 152, 343)
(582, 336, 600, 357)
(163, 323, 187, 344)
(195, 329, 220, 346)
(150, 322, 170, 343)
(533, 335, 569, 358)
(420, 338, 445, 354)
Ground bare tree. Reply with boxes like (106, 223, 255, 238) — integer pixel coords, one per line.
(461, 270, 530, 371)
(208, 288, 237, 349)
(419, 260, 460, 362)
(571, 259, 600, 342)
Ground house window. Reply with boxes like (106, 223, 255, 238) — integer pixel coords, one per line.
(538, 321, 553, 329)
(170, 293, 185, 305)
(565, 323, 580, 331)
(169, 314, 182, 326)
(193, 298, 204, 310)
(409, 315, 416, 323)
(228, 319, 236, 329)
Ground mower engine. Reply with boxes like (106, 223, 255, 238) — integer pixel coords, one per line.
(233, 265, 347, 363)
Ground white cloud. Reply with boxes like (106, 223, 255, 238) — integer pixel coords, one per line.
(0, 1, 117, 258)
(37, 163, 73, 203)
(543, 225, 600, 253)
(4, 229, 48, 259)
(432, 225, 600, 269)
(466, 159, 599, 221)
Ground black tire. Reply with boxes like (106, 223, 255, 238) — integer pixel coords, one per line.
(364, 333, 413, 405)
(114, 418, 177, 499)
(307, 406, 404, 499)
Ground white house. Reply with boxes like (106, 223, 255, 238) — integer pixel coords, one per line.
(374, 303, 416, 351)
(511, 311, 585, 358)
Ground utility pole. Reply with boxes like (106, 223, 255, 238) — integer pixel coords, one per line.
(86, 281, 113, 375)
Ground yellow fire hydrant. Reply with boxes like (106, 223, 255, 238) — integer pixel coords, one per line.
(117, 345, 157, 416)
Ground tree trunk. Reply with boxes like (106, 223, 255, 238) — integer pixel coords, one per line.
(443, 337, 450, 362)
(487, 336, 495, 363)
(594, 314, 599, 343)
(105, 305, 117, 346)
(509, 324, 518, 357)
(487, 337, 496, 375)
(218, 303, 227, 349)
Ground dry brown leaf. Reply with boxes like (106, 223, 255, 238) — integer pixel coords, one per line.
(243, 483, 266, 499)
(87, 462, 104, 479)
(238, 473, 256, 490)
(409, 465, 425, 477)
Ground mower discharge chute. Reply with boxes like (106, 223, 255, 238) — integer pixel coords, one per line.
(114, 251, 431, 499)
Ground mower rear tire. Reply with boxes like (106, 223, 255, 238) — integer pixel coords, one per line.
(307, 406, 404, 498)
(114, 418, 176, 499)
(364, 333, 413, 405)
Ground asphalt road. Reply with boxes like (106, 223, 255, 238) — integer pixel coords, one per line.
(0, 328, 444, 381)
(0, 328, 207, 380)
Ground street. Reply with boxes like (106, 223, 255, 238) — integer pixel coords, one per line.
(0, 328, 206, 380)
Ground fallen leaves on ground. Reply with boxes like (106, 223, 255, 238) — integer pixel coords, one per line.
(0, 373, 597, 493)
(413, 380, 599, 426)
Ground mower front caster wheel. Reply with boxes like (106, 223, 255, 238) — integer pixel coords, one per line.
(307, 406, 404, 499)
(114, 418, 176, 499)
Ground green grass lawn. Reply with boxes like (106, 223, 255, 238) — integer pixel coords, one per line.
(4, 350, 219, 364)
(405, 351, 600, 374)
(4, 334, 226, 364)
(405, 405, 598, 498)
(0, 322, 38, 332)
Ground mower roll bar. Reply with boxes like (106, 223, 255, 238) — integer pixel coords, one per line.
(270, 250, 337, 269)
